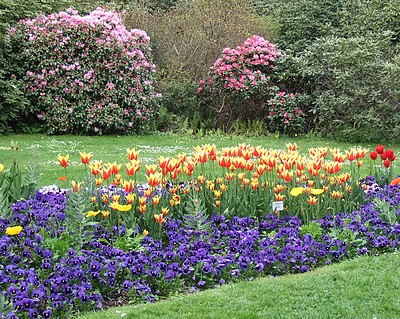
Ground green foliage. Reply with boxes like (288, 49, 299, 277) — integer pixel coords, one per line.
(266, 91, 309, 136)
(182, 192, 212, 234)
(159, 78, 201, 121)
(40, 229, 75, 258)
(64, 187, 98, 250)
(372, 197, 399, 224)
(112, 228, 145, 252)
(299, 35, 400, 143)
(0, 158, 38, 219)
(272, 0, 400, 53)
(273, 0, 341, 53)
(0, 294, 13, 318)
(299, 221, 323, 240)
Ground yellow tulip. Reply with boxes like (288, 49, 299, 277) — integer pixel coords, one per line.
(310, 188, 324, 195)
(0, 163, 4, 173)
(116, 204, 132, 212)
(290, 187, 304, 197)
(5, 226, 23, 235)
(86, 210, 100, 217)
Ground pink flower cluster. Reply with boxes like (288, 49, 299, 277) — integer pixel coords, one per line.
(208, 35, 282, 92)
(9, 8, 160, 135)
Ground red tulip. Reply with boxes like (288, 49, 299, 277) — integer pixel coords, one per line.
(385, 149, 395, 161)
(375, 144, 384, 154)
(383, 159, 391, 168)
(380, 153, 387, 160)
(369, 151, 378, 160)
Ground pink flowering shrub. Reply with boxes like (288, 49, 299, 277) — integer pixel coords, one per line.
(208, 35, 281, 93)
(197, 35, 283, 130)
(7, 8, 160, 135)
(267, 91, 307, 136)
(198, 35, 308, 135)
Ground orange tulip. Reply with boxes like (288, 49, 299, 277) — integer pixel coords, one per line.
(112, 174, 123, 186)
(89, 160, 102, 175)
(197, 175, 206, 183)
(331, 191, 344, 199)
(79, 152, 93, 165)
(152, 196, 161, 205)
(139, 197, 147, 206)
(186, 158, 197, 171)
(246, 160, 255, 171)
(70, 180, 82, 192)
(274, 184, 286, 193)
(139, 205, 147, 213)
(101, 211, 110, 218)
(217, 156, 231, 168)
(161, 207, 169, 216)
(145, 164, 158, 175)
(251, 178, 259, 190)
(127, 148, 140, 161)
(99, 167, 112, 180)
(172, 194, 181, 204)
(57, 155, 70, 168)
(242, 150, 253, 161)
(147, 172, 162, 187)
(346, 150, 357, 162)
(125, 160, 141, 176)
(197, 151, 208, 164)
(111, 194, 121, 202)
(122, 179, 135, 193)
(125, 193, 136, 204)
(286, 143, 297, 151)
(242, 178, 250, 186)
(154, 213, 165, 224)
(308, 196, 317, 205)
(158, 156, 170, 170)
(280, 170, 293, 182)
(144, 188, 153, 198)
(108, 162, 121, 175)
(390, 177, 400, 186)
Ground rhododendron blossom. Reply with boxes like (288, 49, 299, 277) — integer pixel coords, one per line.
(204, 35, 282, 92)
(8, 7, 160, 135)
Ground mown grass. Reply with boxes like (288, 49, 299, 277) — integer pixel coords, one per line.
(1, 132, 399, 187)
(78, 252, 400, 319)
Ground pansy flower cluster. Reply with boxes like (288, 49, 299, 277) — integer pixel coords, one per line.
(0, 177, 399, 318)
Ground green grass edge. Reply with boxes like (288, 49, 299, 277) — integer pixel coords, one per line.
(78, 252, 400, 319)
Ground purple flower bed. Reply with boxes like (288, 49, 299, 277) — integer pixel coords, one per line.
(0, 179, 399, 318)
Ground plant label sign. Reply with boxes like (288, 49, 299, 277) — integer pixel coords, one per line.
(272, 201, 284, 212)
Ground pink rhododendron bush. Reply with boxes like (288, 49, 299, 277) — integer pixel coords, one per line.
(197, 35, 309, 135)
(7, 8, 160, 135)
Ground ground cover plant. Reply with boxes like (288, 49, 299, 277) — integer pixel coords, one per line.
(0, 138, 399, 318)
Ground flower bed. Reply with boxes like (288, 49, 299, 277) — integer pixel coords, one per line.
(0, 143, 399, 318)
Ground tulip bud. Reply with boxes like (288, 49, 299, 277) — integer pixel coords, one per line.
(383, 159, 391, 168)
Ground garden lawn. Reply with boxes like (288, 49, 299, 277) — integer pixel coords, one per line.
(78, 252, 400, 319)
(1, 133, 399, 187)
